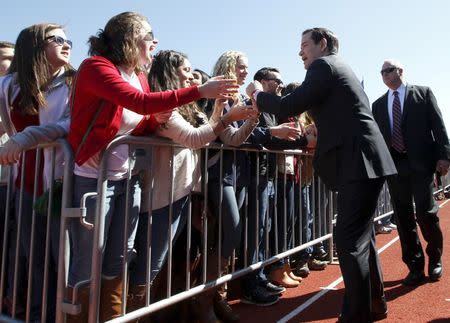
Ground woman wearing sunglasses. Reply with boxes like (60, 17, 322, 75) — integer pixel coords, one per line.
(65, 11, 238, 322)
(0, 23, 75, 322)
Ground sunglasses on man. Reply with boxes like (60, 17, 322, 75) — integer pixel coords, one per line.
(380, 67, 397, 76)
(45, 35, 73, 49)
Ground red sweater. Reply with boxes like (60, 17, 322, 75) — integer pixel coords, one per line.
(10, 100, 44, 195)
(68, 56, 201, 165)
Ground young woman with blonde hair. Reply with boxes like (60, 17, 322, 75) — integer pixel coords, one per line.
(128, 50, 257, 321)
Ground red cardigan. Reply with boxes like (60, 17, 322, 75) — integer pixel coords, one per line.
(68, 56, 201, 165)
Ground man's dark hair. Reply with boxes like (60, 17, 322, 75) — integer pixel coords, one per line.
(253, 67, 280, 82)
(0, 41, 14, 49)
(281, 82, 301, 96)
(302, 27, 339, 54)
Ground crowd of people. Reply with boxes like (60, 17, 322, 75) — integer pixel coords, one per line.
(0, 11, 449, 323)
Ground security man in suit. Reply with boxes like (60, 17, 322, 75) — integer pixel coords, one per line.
(247, 27, 397, 323)
(372, 59, 450, 286)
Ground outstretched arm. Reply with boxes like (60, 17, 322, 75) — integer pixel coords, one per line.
(248, 58, 333, 120)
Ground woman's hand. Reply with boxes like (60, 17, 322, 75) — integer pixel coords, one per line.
(211, 99, 227, 121)
(153, 111, 173, 124)
(198, 76, 239, 99)
(0, 139, 22, 165)
(225, 103, 259, 123)
(270, 123, 302, 141)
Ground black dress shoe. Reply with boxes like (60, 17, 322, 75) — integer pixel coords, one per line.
(429, 261, 443, 281)
(402, 271, 425, 286)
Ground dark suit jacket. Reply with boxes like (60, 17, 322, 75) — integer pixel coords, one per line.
(256, 54, 396, 190)
(372, 84, 450, 174)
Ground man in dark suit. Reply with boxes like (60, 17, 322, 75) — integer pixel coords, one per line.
(372, 59, 450, 286)
(246, 27, 397, 322)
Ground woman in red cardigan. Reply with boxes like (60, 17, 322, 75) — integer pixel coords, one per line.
(66, 11, 238, 323)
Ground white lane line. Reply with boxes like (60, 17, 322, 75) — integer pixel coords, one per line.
(278, 200, 450, 323)
(277, 236, 399, 323)
(439, 198, 450, 208)
(277, 276, 344, 323)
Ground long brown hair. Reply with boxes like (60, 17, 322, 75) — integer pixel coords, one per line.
(8, 23, 74, 115)
(88, 12, 149, 72)
(149, 50, 205, 127)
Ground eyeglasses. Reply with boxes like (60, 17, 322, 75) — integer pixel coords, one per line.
(143, 31, 155, 42)
(265, 78, 283, 85)
(380, 67, 397, 76)
(45, 35, 72, 49)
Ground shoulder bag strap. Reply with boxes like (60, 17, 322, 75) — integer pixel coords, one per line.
(71, 60, 106, 158)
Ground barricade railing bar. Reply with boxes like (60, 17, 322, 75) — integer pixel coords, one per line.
(5, 136, 448, 322)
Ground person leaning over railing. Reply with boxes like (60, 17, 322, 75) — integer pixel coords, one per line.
(128, 49, 258, 322)
(0, 24, 75, 322)
(65, 11, 239, 323)
(203, 50, 263, 322)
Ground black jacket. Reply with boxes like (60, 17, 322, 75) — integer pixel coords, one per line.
(372, 84, 450, 173)
(256, 54, 397, 190)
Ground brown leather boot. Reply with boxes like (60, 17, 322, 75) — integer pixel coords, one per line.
(213, 258, 239, 323)
(127, 284, 148, 322)
(214, 285, 239, 323)
(268, 266, 299, 288)
(194, 290, 220, 323)
(285, 263, 303, 283)
(99, 276, 124, 322)
(66, 286, 90, 323)
(194, 251, 229, 323)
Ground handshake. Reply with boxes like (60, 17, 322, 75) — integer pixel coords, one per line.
(270, 122, 317, 149)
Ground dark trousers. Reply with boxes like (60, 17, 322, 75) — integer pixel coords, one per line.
(387, 154, 443, 272)
(335, 177, 385, 323)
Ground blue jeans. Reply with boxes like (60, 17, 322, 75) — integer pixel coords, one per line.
(15, 190, 59, 322)
(275, 178, 295, 253)
(208, 183, 245, 258)
(295, 184, 313, 261)
(131, 196, 189, 285)
(68, 175, 140, 286)
(242, 178, 272, 290)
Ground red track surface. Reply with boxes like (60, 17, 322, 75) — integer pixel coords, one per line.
(231, 200, 450, 323)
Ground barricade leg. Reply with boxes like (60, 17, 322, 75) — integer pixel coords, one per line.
(65, 286, 90, 323)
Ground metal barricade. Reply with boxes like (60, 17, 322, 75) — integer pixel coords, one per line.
(72, 136, 335, 323)
(0, 138, 74, 323)
(7, 135, 449, 322)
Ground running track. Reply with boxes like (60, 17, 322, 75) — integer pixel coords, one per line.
(230, 199, 450, 323)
